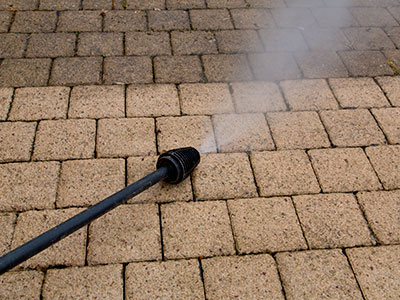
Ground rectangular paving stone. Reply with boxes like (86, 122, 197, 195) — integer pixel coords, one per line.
(0, 122, 36, 162)
(154, 56, 204, 83)
(193, 153, 257, 199)
(350, 7, 398, 27)
(50, 57, 102, 86)
(366, 145, 400, 189)
(0, 0, 38, 10)
(251, 150, 320, 196)
(33, 119, 96, 161)
(0, 161, 59, 212)
(259, 29, 308, 52)
(271, 7, 317, 28)
(302, 28, 351, 51)
(82, 0, 113, 9)
(0, 34, 28, 58)
(149, 10, 190, 31)
(9, 86, 69, 121)
(43, 265, 123, 300)
(104, 56, 153, 84)
(126, 32, 171, 56)
(87, 204, 160, 264)
(203, 254, 285, 300)
(126, 260, 204, 300)
(213, 113, 275, 152)
(171, 31, 217, 55)
(320, 109, 386, 147)
(248, 53, 301, 81)
(167, 0, 206, 9)
(215, 30, 264, 53)
(376, 76, 400, 106)
(293, 193, 373, 249)
(157, 116, 217, 153)
(311, 7, 358, 27)
(371, 107, 400, 144)
(77, 32, 123, 56)
(207, 0, 247, 7)
(0, 271, 44, 300)
(230, 8, 275, 29)
(57, 11, 102, 32)
(103, 11, 147, 32)
(69, 85, 125, 119)
(339, 50, 394, 76)
(247, 0, 286, 7)
(276, 250, 364, 300)
(97, 118, 156, 157)
(0, 213, 16, 255)
(346, 245, 400, 300)
(126, 0, 165, 9)
(26, 33, 76, 58)
(228, 197, 307, 253)
(12, 208, 86, 269)
(203, 54, 253, 81)
(295, 51, 349, 78)
(0, 87, 13, 120)
(280, 79, 338, 111)
(127, 84, 180, 117)
(231, 81, 286, 113)
(190, 9, 234, 30)
(161, 201, 235, 259)
(0, 58, 51, 87)
(285, 0, 325, 7)
(343, 27, 395, 50)
(267, 111, 330, 150)
(127, 155, 193, 203)
(329, 77, 390, 108)
(0, 11, 12, 32)
(11, 11, 57, 33)
(357, 190, 400, 244)
(57, 159, 125, 208)
(179, 83, 234, 115)
(39, 0, 80, 10)
(309, 148, 381, 192)
(385, 26, 400, 48)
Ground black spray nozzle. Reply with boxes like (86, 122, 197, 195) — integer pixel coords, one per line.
(156, 147, 200, 184)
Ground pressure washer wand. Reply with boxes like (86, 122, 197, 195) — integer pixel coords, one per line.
(0, 147, 200, 275)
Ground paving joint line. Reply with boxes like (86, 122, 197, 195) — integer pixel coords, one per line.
(272, 254, 289, 300)
(157, 203, 165, 261)
(290, 196, 311, 250)
(197, 258, 208, 300)
(342, 249, 368, 300)
(225, 200, 239, 255)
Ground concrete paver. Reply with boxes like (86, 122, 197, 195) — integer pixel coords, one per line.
(26, 33, 76, 58)
(0, 213, 15, 255)
(0, 87, 13, 120)
(126, 32, 171, 56)
(0, 270, 44, 300)
(77, 32, 123, 57)
(376, 76, 400, 106)
(372, 107, 400, 144)
(0, 122, 36, 162)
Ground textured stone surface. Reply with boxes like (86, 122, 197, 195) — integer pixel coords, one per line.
(104, 56, 153, 84)
(0, 33, 28, 58)
(190, 9, 233, 30)
(203, 54, 253, 82)
(11, 11, 57, 33)
(148, 10, 190, 31)
(372, 108, 400, 144)
(339, 51, 394, 77)
(0, 11, 12, 32)
(350, 7, 399, 27)
(154, 56, 204, 83)
(26, 33, 76, 58)
(295, 51, 349, 78)
(171, 31, 217, 55)
(77, 32, 123, 56)
(126, 32, 171, 56)
(259, 28, 308, 52)
(376, 76, 400, 106)
(230, 8, 275, 29)
(0, 213, 16, 255)
(103, 10, 147, 32)
(0, 88, 13, 120)
(57, 11, 102, 32)
(215, 30, 264, 53)
(40, 0, 80, 9)
(0, 271, 44, 300)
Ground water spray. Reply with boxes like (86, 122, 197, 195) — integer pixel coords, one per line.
(0, 147, 200, 275)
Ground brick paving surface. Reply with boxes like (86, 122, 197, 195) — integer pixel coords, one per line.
(0, 0, 400, 299)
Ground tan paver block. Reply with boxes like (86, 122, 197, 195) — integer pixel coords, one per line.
(357, 190, 400, 244)
(371, 108, 400, 144)
(12, 208, 86, 268)
(0, 162, 59, 211)
(57, 159, 125, 208)
(311, 7, 358, 27)
(320, 109, 386, 147)
(251, 150, 320, 196)
(179, 83, 234, 115)
(366, 145, 400, 189)
(69, 85, 124, 119)
(230, 8, 275, 29)
(157, 116, 217, 153)
(103, 11, 147, 32)
(97, 118, 156, 157)
(154, 56, 204, 83)
(0, 88, 13, 120)
(231, 81, 286, 113)
(57, 11, 102, 32)
(294, 193, 373, 249)
(215, 30, 264, 53)
(77, 32, 123, 56)
(87, 204, 160, 264)
(246, 0, 286, 7)
(350, 7, 398, 27)
(0, 122, 36, 163)
(329, 77, 390, 108)
(149, 10, 190, 31)
(203, 54, 253, 82)
(40, 0, 80, 10)
(347, 245, 400, 300)
(213, 113, 275, 152)
(126, 0, 165, 9)
(376, 76, 400, 106)
(0, 34, 28, 58)
(0, 0, 38, 10)
(302, 28, 351, 51)
(126, 32, 171, 56)
(127, 156, 192, 203)
(26, 33, 76, 58)
(167, 0, 205, 9)
(104, 56, 153, 84)
(203, 254, 284, 300)
(0, 213, 16, 255)
(193, 153, 257, 200)
(190, 9, 233, 30)
(9, 87, 69, 121)
(207, 0, 246, 7)
(343, 27, 395, 51)
(0, 271, 44, 300)
(126, 259, 204, 300)
(295, 51, 349, 78)
(83, 0, 112, 9)
(276, 250, 364, 300)
(126, 84, 180, 117)
(228, 197, 306, 253)
(0, 11, 12, 32)
(280, 79, 338, 111)
(0, 58, 51, 87)
(34, 119, 95, 161)
(11, 11, 57, 33)
(161, 201, 235, 259)
(43, 265, 123, 300)
(171, 31, 217, 55)
(309, 148, 381, 192)
(267, 111, 330, 150)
